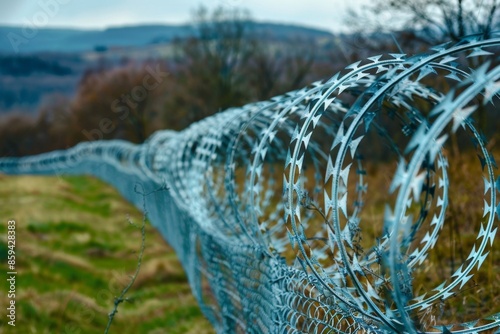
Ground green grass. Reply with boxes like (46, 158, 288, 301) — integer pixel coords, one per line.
(1, 148, 498, 333)
(0, 174, 215, 334)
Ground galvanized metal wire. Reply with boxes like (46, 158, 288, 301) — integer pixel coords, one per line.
(1, 35, 500, 333)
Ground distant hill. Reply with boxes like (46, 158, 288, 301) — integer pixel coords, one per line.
(0, 22, 334, 54)
(0, 22, 336, 113)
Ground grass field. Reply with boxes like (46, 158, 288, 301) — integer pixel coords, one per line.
(0, 148, 498, 333)
(0, 174, 215, 334)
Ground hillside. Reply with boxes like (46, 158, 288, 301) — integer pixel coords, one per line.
(0, 174, 214, 333)
(0, 21, 337, 114)
(0, 22, 333, 54)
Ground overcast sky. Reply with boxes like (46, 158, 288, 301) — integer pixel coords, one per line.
(0, 0, 368, 32)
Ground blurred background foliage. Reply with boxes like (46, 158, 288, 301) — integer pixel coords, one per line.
(1, 1, 500, 332)
(0, 5, 432, 157)
(0, 2, 499, 156)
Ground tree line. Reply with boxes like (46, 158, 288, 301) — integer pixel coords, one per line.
(0, 7, 347, 156)
(1, 1, 498, 157)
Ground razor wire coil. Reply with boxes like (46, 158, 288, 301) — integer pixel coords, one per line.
(1, 35, 500, 333)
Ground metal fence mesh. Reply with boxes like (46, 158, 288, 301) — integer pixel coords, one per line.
(1, 35, 500, 333)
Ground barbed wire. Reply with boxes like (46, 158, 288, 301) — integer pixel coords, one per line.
(1, 34, 500, 333)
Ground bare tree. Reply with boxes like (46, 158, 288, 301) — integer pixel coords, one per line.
(348, 0, 500, 44)
(168, 6, 322, 123)
(246, 37, 316, 100)
(168, 6, 256, 123)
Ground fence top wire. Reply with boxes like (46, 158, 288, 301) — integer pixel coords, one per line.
(1, 34, 500, 333)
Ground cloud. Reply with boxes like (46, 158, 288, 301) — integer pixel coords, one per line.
(0, 1, 33, 23)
